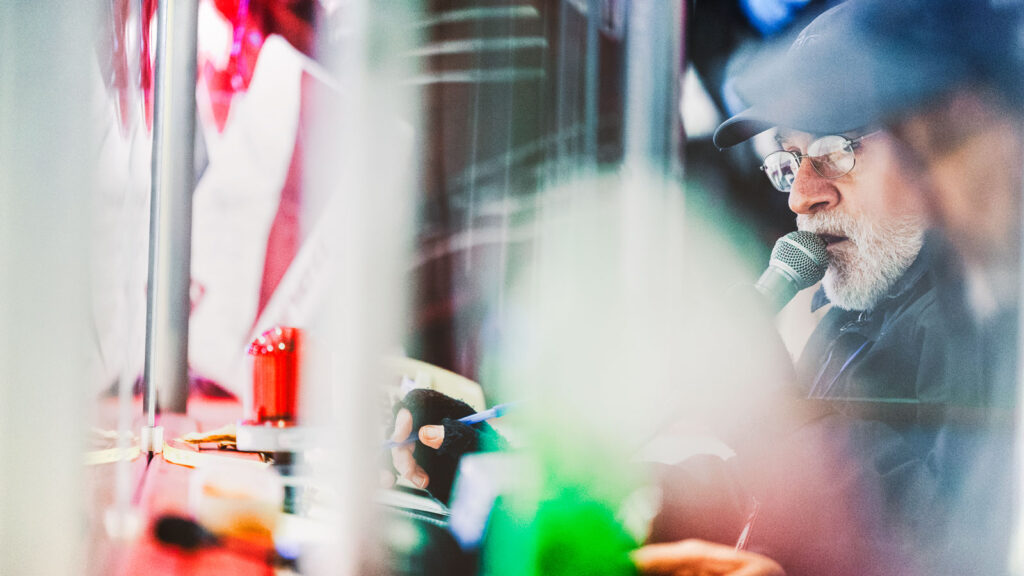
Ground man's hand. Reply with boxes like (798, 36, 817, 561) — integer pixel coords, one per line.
(386, 389, 507, 504)
(632, 539, 785, 576)
(389, 407, 445, 490)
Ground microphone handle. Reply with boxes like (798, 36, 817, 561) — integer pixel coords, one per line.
(754, 266, 800, 313)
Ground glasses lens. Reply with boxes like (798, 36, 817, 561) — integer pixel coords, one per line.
(762, 151, 800, 192)
(807, 135, 855, 178)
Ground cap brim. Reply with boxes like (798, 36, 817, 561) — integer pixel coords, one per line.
(712, 108, 776, 150)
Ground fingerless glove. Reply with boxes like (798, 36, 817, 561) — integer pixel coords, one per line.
(396, 389, 508, 504)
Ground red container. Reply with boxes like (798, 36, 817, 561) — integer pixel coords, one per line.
(247, 326, 302, 426)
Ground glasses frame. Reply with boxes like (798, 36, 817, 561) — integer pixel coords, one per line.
(759, 131, 880, 193)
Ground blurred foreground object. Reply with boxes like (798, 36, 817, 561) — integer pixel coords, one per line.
(475, 165, 797, 576)
(189, 458, 283, 540)
(1, 2, 94, 574)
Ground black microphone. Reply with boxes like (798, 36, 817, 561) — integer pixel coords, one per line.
(755, 231, 828, 312)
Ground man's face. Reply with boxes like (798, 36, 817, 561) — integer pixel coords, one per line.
(779, 129, 930, 310)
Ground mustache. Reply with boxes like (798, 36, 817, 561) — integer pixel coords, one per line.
(796, 213, 853, 238)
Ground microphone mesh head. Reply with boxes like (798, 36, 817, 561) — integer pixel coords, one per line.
(771, 231, 828, 289)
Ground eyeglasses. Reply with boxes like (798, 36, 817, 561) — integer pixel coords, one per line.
(760, 132, 878, 193)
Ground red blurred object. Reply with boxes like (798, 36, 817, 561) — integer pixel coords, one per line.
(247, 326, 303, 426)
(203, 0, 318, 131)
(211, 0, 317, 57)
(123, 0, 318, 133)
(141, 0, 157, 130)
(96, 0, 152, 135)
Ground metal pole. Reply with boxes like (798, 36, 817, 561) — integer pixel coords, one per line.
(584, 0, 600, 165)
(619, 0, 685, 322)
(555, 0, 571, 175)
(622, 0, 683, 176)
(143, 0, 199, 439)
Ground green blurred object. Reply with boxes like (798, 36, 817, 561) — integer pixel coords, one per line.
(483, 489, 638, 576)
(534, 492, 638, 576)
(480, 422, 640, 576)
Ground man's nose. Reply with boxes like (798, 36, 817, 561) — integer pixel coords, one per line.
(788, 158, 840, 215)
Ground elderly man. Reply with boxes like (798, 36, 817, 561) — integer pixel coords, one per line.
(686, 1, 1017, 574)
(633, 76, 961, 572)
(622, 2, 1015, 569)
(639, 0, 1021, 568)
(712, 5, 962, 415)
(637, 2, 980, 574)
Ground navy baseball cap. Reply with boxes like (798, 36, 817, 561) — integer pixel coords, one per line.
(713, 0, 1024, 150)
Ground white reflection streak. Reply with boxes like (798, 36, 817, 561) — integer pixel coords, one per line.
(307, 0, 371, 573)
(412, 6, 539, 28)
(498, 23, 516, 325)
(464, 43, 482, 276)
(411, 222, 535, 271)
(405, 37, 546, 57)
(403, 68, 545, 85)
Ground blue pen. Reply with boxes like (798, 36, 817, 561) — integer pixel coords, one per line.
(384, 402, 517, 450)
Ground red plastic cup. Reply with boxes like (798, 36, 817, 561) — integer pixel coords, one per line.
(247, 326, 302, 426)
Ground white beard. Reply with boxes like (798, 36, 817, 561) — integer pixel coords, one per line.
(797, 211, 926, 311)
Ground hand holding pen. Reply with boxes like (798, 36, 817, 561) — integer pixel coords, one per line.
(387, 389, 512, 503)
(384, 402, 517, 450)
